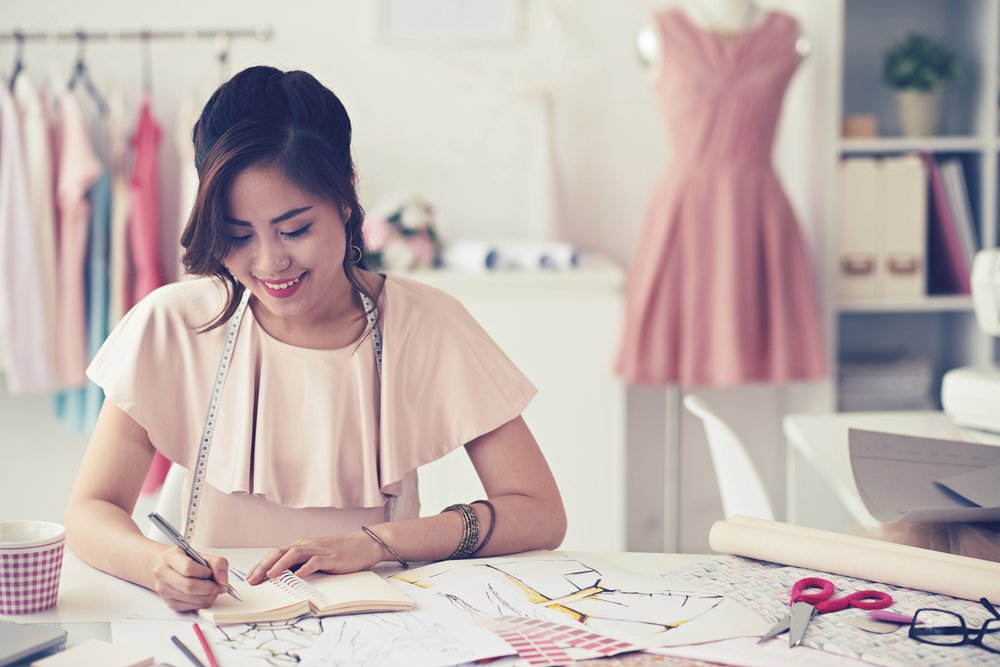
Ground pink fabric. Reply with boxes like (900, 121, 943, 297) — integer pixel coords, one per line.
(128, 94, 168, 493)
(87, 274, 536, 548)
(617, 9, 826, 387)
(128, 94, 165, 307)
(54, 90, 102, 389)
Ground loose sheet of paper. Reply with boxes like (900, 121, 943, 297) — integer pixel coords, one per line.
(391, 552, 769, 647)
(300, 607, 512, 667)
(849, 428, 1000, 522)
(108, 576, 192, 622)
(935, 463, 1000, 507)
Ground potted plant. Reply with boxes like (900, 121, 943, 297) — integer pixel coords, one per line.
(882, 32, 960, 136)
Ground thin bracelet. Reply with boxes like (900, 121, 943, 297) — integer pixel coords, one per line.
(361, 526, 410, 570)
(468, 499, 496, 557)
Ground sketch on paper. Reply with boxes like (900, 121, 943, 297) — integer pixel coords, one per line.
(109, 570, 509, 667)
(209, 616, 326, 666)
(109, 616, 323, 667)
(299, 608, 512, 667)
(393, 554, 726, 642)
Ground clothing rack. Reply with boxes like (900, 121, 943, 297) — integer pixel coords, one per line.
(0, 27, 273, 42)
(1, 26, 273, 99)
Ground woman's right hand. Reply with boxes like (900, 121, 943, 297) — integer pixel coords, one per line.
(151, 547, 230, 611)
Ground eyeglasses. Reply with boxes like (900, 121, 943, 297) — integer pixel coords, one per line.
(909, 597, 1000, 654)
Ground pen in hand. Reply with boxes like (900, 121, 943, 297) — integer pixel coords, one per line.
(148, 512, 243, 602)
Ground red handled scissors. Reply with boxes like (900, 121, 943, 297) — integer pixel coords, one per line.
(758, 577, 893, 647)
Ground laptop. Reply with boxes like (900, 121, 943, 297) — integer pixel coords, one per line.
(0, 622, 67, 666)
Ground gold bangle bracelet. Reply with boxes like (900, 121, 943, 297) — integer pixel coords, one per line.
(361, 526, 409, 570)
(441, 503, 480, 559)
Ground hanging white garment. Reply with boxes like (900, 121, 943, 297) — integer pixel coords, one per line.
(106, 86, 132, 330)
(13, 74, 59, 387)
(175, 93, 200, 280)
(54, 88, 102, 389)
(0, 75, 55, 393)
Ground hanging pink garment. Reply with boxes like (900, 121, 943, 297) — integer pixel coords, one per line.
(616, 9, 826, 387)
(128, 93, 165, 307)
(54, 90, 102, 389)
(128, 94, 168, 492)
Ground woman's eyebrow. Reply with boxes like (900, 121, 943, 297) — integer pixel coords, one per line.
(225, 205, 315, 226)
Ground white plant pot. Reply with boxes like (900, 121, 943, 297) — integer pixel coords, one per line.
(895, 90, 944, 137)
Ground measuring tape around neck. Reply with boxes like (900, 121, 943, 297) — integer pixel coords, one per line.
(182, 288, 384, 542)
(183, 287, 251, 541)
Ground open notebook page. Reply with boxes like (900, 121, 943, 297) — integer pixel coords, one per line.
(198, 575, 307, 624)
(305, 570, 413, 613)
(198, 570, 412, 624)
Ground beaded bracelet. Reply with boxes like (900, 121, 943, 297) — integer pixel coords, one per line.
(441, 503, 480, 559)
(361, 526, 410, 569)
(468, 499, 496, 557)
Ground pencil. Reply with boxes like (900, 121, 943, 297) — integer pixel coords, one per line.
(171, 635, 206, 667)
(192, 623, 219, 667)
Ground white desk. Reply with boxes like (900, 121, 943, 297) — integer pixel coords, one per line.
(3, 550, 859, 667)
(783, 410, 979, 531)
(3, 550, 701, 666)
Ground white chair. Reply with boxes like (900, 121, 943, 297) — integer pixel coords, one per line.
(141, 463, 187, 545)
(683, 394, 775, 521)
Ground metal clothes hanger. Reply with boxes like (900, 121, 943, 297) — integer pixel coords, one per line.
(8, 31, 25, 92)
(67, 31, 108, 115)
(214, 31, 230, 84)
(140, 30, 153, 93)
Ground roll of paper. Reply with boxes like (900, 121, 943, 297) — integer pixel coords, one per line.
(494, 241, 547, 270)
(709, 516, 1000, 601)
(494, 241, 580, 270)
(539, 243, 580, 270)
(441, 241, 499, 272)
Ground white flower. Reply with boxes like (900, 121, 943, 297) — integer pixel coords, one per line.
(382, 238, 416, 271)
(399, 197, 434, 231)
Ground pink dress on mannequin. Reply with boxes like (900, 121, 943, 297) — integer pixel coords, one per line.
(617, 8, 826, 387)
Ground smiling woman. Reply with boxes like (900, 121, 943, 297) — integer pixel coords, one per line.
(220, 166, 363, 347)
(63, 66, 566, 613)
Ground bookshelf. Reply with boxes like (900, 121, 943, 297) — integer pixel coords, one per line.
(830, 0, 1000, 409)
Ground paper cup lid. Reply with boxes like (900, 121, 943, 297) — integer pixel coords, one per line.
(0, 521, 66, 549)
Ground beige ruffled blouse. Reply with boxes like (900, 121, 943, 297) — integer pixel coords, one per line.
(87, 274, 536, 548)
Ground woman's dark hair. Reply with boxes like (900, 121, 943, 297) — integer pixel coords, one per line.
(180, 65, 375, 331)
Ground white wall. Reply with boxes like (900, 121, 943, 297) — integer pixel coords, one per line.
(1, 1, 832, 549)
(0, 0, 826, 264)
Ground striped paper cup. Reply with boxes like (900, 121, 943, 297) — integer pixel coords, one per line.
(0, 521, 65, 614)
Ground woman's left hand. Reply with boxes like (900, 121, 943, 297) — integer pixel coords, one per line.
(247, 531, 383, 584)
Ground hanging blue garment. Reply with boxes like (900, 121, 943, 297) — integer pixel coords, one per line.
(57, 164, 111, 434)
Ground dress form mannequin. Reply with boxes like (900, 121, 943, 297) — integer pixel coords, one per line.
(637, 0, 811, 72)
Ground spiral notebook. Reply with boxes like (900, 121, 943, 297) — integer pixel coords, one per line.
(198, 570, 413, 624)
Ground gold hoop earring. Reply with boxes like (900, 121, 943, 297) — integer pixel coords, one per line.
(350, 245, 362, 264)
